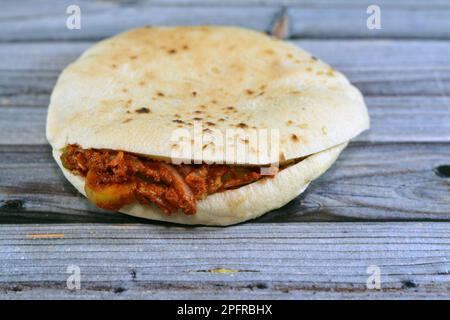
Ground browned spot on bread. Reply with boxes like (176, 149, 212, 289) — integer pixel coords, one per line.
(121, 88, 128, 93)
(193, 117, 202, 121)
(237, 122, 248, 128)
(172, 119, 185, 124)
(182, 44, 189, 50)
(129, 55, 138, 60)
(135, 107, 150, 113)
(192, 91, 197, 97)
(246, 89, 254, 95)
(202, 144, 210, 150)
(157, 92, 165, 97)
(167, 49, 177, 54)
(122, 118, 132, 124)
(291, 134, 299, 142)
(206, 121, 216, 126)
(138, 81, 146, 86)
(193, 110, 203, 114)
(279, 153, 286, 162)
(286, 120, 293, 125)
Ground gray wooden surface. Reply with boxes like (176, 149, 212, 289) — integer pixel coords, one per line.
(1, 223, 450, 299)
(0, 0, 449, 299)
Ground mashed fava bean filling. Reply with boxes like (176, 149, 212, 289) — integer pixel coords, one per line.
(60, 144, 285, 215)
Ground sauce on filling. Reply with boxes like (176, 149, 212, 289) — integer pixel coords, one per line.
(60, 144, 282, 215)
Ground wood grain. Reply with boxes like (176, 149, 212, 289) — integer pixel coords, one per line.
(0, 222, 449, 299)
(1, 0, 450, 300)
(1, 0, 450, 41)
(1, 143, 449, 223)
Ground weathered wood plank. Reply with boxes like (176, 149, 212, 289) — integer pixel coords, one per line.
(0, 0, 449, 301)
(6, 0, 450, 11)
(2, 40, 450, 106)
(1, 143, 449, 223)
(2, 96, 450, 146)
(1, 40, 449, 144)
(1, 0, 450, 41)
(125, 0, 450, 8)
(0, 222, 449, 299)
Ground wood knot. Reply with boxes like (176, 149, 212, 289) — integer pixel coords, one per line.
(113, 287, 127, 294)
(434, 165, 450, 178)
(1, 199, 23, 211)
(255, 282, 268, 289)
(401, 280, 417, 289)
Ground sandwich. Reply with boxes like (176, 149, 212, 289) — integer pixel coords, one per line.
(46, 26, 369, 225)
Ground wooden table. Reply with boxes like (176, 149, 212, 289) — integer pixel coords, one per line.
(1, 0, 449, 299)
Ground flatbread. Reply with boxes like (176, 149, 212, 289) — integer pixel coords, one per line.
(54, 143, 346, 226)
(47, 26, 369, 225)
(46, 26, 369, 165)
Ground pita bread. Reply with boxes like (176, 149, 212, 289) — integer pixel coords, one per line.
(54, 143, 346, 226)
(46, 26, 369, 165)
(46, 26, 369, 225)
